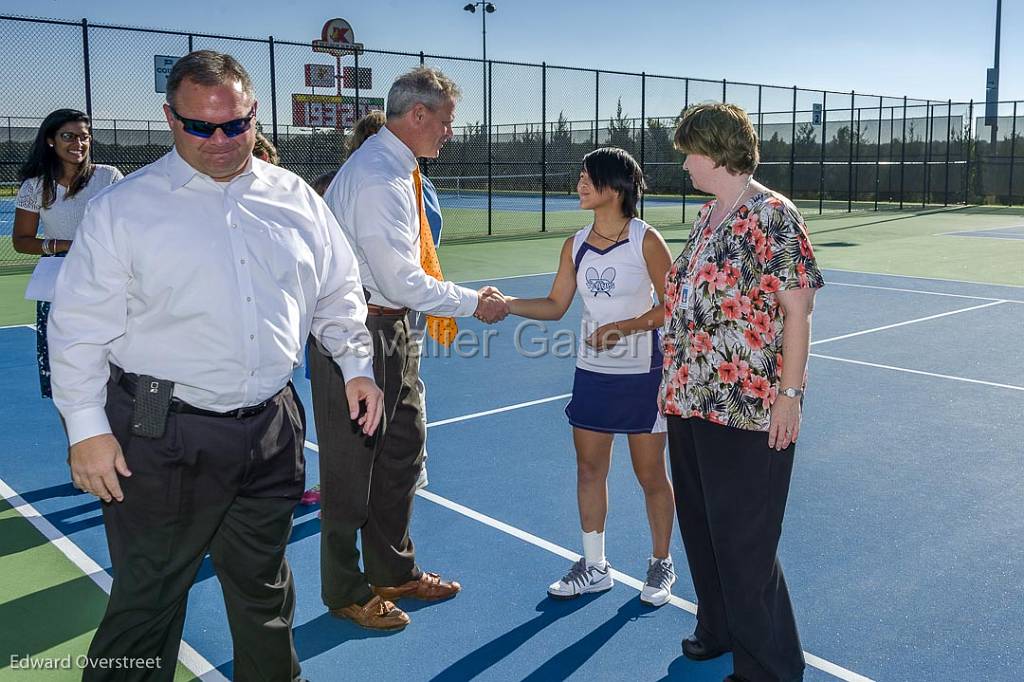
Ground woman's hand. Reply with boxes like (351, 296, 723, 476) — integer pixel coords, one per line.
(585, 323, 625, 351)
(767, 394, 801, 451)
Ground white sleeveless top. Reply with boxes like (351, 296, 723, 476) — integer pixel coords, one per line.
(573, 218, 659, 375)
(15, 165, 123, 240)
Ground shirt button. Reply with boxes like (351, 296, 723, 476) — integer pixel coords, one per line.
(240, 258, 246, 265)
(246, 296, 252, 302)
(250, 334, 255, 340)
(232, 223, 238, 229)
(250, 371, 256, 376)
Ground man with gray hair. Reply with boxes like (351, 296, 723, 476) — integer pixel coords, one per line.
(316, 66, 507, 629)
(48, 49, 382, 680)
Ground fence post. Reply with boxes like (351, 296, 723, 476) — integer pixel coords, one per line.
(419, 51, 424, 65)
(848, 90, 855, 212)
(790, 86, 797, 199)
(594, 70, 600, 148)
(640, 72, 646, 219)
(721, 79, 726, 102)
(683, 78, 689, 224)
(81, 19, 93, 118)
(854, 107, 861, 210)
(944, 99, 952, 206)
(541, 62, 547, 233)
(488, 60, 493, 235)
(1009, 100, 1017, 205)
(923, 103, 932, 208)
(899, 96, 907, 209)
(353, 50, 360, 122)
(757, 85, 763, 141)
(875, 96, 882, 210)
(268, 36, 279, 147)
(965, 99, 974, 204)
(818, 92, 826, 215)
(888, 106, 895, 199)
(188, 34, 193, 52)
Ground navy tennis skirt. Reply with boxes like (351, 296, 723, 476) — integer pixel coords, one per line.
(565, 366, 666, 434)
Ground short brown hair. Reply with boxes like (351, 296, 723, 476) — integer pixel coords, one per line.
(166, 50, 255, 107)
(386, 66, 462, 119)
(674, 103, 759, 175)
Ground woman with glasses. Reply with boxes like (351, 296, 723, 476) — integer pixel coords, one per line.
(13, 109, 122, 398)
(504, 147, 678, 607)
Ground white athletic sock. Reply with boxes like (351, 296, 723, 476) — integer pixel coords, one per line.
(582, 530, 606, 567)
(651, 554, 672, 565)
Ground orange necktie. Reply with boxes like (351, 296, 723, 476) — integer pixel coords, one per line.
(413, 166, 458, 346)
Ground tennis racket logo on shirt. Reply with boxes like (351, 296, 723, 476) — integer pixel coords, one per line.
(585, 266, 616, 297)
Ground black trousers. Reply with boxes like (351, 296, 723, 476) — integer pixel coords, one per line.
(309, 313, 424, 609)
(666, 416, 805, 682)
(83, 378, 306, 682)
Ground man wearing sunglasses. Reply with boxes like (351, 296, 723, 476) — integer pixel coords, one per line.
(47, 50, 381, 682)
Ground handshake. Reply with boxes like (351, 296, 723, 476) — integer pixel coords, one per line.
(473, 285, 510, 324)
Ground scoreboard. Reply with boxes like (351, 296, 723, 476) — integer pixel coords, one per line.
(291, 94, 384, 128)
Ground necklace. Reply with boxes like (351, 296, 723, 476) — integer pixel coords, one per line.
(687, 175, 754, 272)
(591, 217, 631, 244)
(710, 175, 754, 232)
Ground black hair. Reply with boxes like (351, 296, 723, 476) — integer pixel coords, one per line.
(581, 147, 646, 218)
(18, 108, 95, 209)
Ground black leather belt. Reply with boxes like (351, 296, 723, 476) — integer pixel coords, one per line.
(115, 368, 273, 419)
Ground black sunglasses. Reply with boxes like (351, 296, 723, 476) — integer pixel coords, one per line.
(170, 106, 256, 138)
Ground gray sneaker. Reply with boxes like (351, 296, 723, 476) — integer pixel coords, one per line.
(640, 557, 676, 607)
(547, 558, 614, 599)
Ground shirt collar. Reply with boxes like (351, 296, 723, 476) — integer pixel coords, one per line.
(165, 146, 267, 190)
(377, 125, 418, 173)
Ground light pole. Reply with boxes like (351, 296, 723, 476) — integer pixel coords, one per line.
(987, 0, 1002, 146)
(464, 3, 496, 136)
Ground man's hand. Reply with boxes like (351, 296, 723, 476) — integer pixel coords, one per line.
(474, 286, 509, 323)
(69, 434, 131, 503)
(346, 376, 385, 435)
(585, 322, 626, 351)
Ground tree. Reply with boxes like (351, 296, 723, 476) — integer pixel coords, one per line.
(607, 98, 634, 151)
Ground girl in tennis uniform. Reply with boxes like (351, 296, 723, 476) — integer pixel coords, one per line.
(505, 147, 676, 605)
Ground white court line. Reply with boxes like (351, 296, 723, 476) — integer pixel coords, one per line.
(427, 393, 571, 427)
(414, 488, 874, 682)
(822, 267, 1024, 289)
(457, 270, 556, 285)
(810, 353, 1024, 392)
(0, 477, 227, 682)
(938, 233, 1024, 242)
(826, 281, 1024, 305)
(810, 300, 1007, 346)
(0, 323, 35, 330)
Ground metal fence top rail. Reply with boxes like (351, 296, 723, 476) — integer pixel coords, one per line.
(1, 12, 945, 104)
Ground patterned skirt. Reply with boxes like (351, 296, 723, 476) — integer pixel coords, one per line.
(36, 299, 52, 399)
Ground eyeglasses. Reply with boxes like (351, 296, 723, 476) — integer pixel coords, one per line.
(57, 131, 91, 143)
(170, 106, 256, 139)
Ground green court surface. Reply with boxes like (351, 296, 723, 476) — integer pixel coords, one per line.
(0, 500, 196, 681)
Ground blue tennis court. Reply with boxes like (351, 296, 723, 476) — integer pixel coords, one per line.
(1, 268, 1022, 681)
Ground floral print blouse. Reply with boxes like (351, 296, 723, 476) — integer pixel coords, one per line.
(660, 190, 824, 432)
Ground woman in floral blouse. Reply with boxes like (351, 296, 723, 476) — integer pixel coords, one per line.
(662, 103, 823, 682)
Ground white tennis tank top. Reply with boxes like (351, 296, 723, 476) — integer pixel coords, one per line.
(573, 218, 660, 375)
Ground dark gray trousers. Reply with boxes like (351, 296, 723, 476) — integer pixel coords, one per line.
(84, 378, 305, 682)
(309, 313, 425, 609)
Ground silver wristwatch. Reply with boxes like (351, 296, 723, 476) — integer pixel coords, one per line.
(780, 387, 804, 399)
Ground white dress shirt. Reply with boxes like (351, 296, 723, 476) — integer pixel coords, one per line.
(49, 149, 373, 446)
(324, 125, 478, 315)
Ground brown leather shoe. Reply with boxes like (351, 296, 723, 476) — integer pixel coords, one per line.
(372, 572, 462, 602)
(329, 595, 410, 631)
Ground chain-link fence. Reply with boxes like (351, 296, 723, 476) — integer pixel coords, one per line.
(1, 14, 1020, 272)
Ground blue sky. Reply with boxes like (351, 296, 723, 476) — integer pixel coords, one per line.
(1, 0, 1019, 126)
